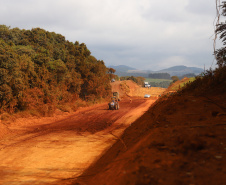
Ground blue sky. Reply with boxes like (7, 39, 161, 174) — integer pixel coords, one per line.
(0, 0, 222, 70)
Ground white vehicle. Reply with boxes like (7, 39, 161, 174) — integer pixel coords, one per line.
(144, 82, 151, 88)
(144, 94, 151, 98)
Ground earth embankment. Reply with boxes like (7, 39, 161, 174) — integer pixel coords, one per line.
(111, 80, 165, 99)
(73, 84, 226, 185)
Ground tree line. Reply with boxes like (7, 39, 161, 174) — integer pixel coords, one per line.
(0, 25, 111, 115)
(148, 72, 196, 80)
(148, 73, 171, 79)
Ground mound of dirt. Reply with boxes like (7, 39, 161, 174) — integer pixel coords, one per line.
(74, 82, 226, 185)
(111, 80, 165, 99)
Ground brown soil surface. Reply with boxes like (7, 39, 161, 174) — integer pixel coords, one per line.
(2, 78, 225, 185)
(111, 80, 165, 99)
(73, 89, 226, 185)
(0, 81, 163, 185)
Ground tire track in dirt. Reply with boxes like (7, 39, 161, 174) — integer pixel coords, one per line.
(0, 98, 156, 185)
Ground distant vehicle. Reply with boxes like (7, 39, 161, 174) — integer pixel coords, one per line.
(111, 79, 115, 82)
(144, 94, 151, 98)
(112, 92, 120, 101)
(144, 82, 151, 88)
(108, 97, 119, 110)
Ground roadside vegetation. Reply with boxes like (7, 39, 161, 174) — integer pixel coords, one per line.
(0, 25, 112, 117)
(168, 77, 196, 92)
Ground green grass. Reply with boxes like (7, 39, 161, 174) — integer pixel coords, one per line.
(169, 77, 196, 91)
(144, 78, 172, 83)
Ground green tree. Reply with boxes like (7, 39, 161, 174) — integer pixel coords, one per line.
(215, 1, 226, 67)
(0, 25, 112, 114)
(107, 67, 116, 80)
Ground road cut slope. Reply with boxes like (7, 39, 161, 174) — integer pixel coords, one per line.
(73, 83, 226, 185)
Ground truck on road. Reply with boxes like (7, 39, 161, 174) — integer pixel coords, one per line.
(108, 97, 119, 110)
(108, 92, 120, 110)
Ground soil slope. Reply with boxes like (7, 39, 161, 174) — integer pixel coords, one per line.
(74, 85, 226, 185)
(111, 80, 165, 99)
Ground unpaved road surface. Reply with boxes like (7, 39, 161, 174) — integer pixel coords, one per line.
(0, 98, 156, 185)
(74, 93, 226, 185)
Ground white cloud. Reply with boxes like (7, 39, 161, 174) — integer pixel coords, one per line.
(186, 0, 215, 15)
(0, 0, 220, 70)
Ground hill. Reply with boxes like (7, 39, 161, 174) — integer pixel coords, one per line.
(158, 65, 203, 76)
(108, 65, 136, 72)
(111, 80, 165, 99)
(109, 65, 203, 77)
(165, 77, 196, 92)
(108, 65, 151, 77)
(0, 25, 111, 115)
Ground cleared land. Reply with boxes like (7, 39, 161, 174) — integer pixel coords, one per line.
(0, 81, 164, 185)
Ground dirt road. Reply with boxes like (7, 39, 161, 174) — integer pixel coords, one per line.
(0, 97, 156, 185)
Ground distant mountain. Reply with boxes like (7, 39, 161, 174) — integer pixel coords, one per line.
(108, 65, 136, 72)
(108, 65, 204, 77)
(157, 65, 204, 76)
(108, 65, 150, 77)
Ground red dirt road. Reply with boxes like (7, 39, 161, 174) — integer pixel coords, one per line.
(0, 97, 156, 185)
(74, 92, 226, 185)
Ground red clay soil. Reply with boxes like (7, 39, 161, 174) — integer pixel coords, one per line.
(111, 80, 165, 99)
(1, 80, 225, 185)
(0, 98, 156, 185)
(0, 80, 163, 185)
(73, 91, 226, 185)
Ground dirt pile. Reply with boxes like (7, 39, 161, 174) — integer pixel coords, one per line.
(74, 80, 226, 185)
(111, 80, 165, 99)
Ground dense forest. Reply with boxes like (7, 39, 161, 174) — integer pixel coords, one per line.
(0, 25, 112, 115)
(148, 73, 171, 79)
(149, 81, 171, 88)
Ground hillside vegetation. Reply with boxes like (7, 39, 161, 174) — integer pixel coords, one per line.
(167, 77, 196, 92)
(0, 25, 111, 116)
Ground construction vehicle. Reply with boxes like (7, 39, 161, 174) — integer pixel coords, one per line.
(108, 97, 119, 110)
(112, 92, 120, 101)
